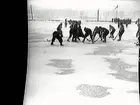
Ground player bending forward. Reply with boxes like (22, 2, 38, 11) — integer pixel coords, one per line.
(109, 25, 116, 38)
(51, 23, 64, 46)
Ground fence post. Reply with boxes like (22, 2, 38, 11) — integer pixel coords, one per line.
(30, 5, 33, 21)
(97, 9, 99, 22)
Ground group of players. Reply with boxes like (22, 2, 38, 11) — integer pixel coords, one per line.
(50, 19, 140, 46)
(112, 18, 131, 28)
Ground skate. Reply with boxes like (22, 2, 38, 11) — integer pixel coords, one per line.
(60, 44, 64, 46)
(117, 39, 121, 41)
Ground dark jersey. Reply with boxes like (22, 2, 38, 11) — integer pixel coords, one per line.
(119, 24, 125, 32)
(57, 24, 62, 31)
(93, 27, 100, 34)
(85, 28, 92, 35)
(101, 27, 109, 33)
(109, 25, 115, 31)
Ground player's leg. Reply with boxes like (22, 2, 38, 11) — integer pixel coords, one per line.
(111, 30, 115, 38)
(117, 30, 124, 41)
(89, 33, 94, 43)
(51, 31, 57, 45)
(82, 33, 88, 43)
(57, 36, 64, 46)
(67, 29, 73, 42)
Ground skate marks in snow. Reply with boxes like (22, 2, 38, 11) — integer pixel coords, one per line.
(108, 70, 138, 82)
(76, 84, 112, 98)
(46, 59, 75, 75)
(104, 58, 137, 71)
(121, 48, 138, 55)
(104, 58, 138, 82)
(85, 45, 120, 55)
(85, 43, 132, 56)
(47, 59, 73, 68)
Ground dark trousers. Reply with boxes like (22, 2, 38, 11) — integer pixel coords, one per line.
(82, 33, 93, 43)
(99, 32, 102, 41)
(67, 31, 79, 42)
(93, 32, 102, 42)
(72, 29, 79, 42)
(57, 30, 63, 37)
(51, 31, 63, 45)
(67, 32, 72, 41)
(67, 28, 74, 41)
(102, 31, 109, 42)
(72, 33, 78, 42)
(118, 30, 125, 41)
(110, 30, 115, 38)
(79, 29, 84, 37)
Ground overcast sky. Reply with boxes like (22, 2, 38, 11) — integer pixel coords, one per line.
(28, 0, 140, 11)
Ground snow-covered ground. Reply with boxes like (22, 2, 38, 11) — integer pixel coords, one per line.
(24, 21, 139, 105)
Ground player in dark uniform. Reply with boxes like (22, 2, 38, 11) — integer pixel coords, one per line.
(92, 26, 102, 43)
(67, 21, 80, 42)
(100, 27, 109, 42)
(78, 24, 85, 38)
(74, 22, 82, 41)
(117, 22, 125, 41)
(67, 22, 74, 42)
(51, 23, 64, 46)
(109, 25, 116, 38)
(72, 22, 79, 42)
(82, 27, 93, 43)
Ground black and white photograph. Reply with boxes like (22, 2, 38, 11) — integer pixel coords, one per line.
(24, 0, 139, 105)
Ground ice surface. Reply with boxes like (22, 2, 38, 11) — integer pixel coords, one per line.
(24, 21, 139, 105)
